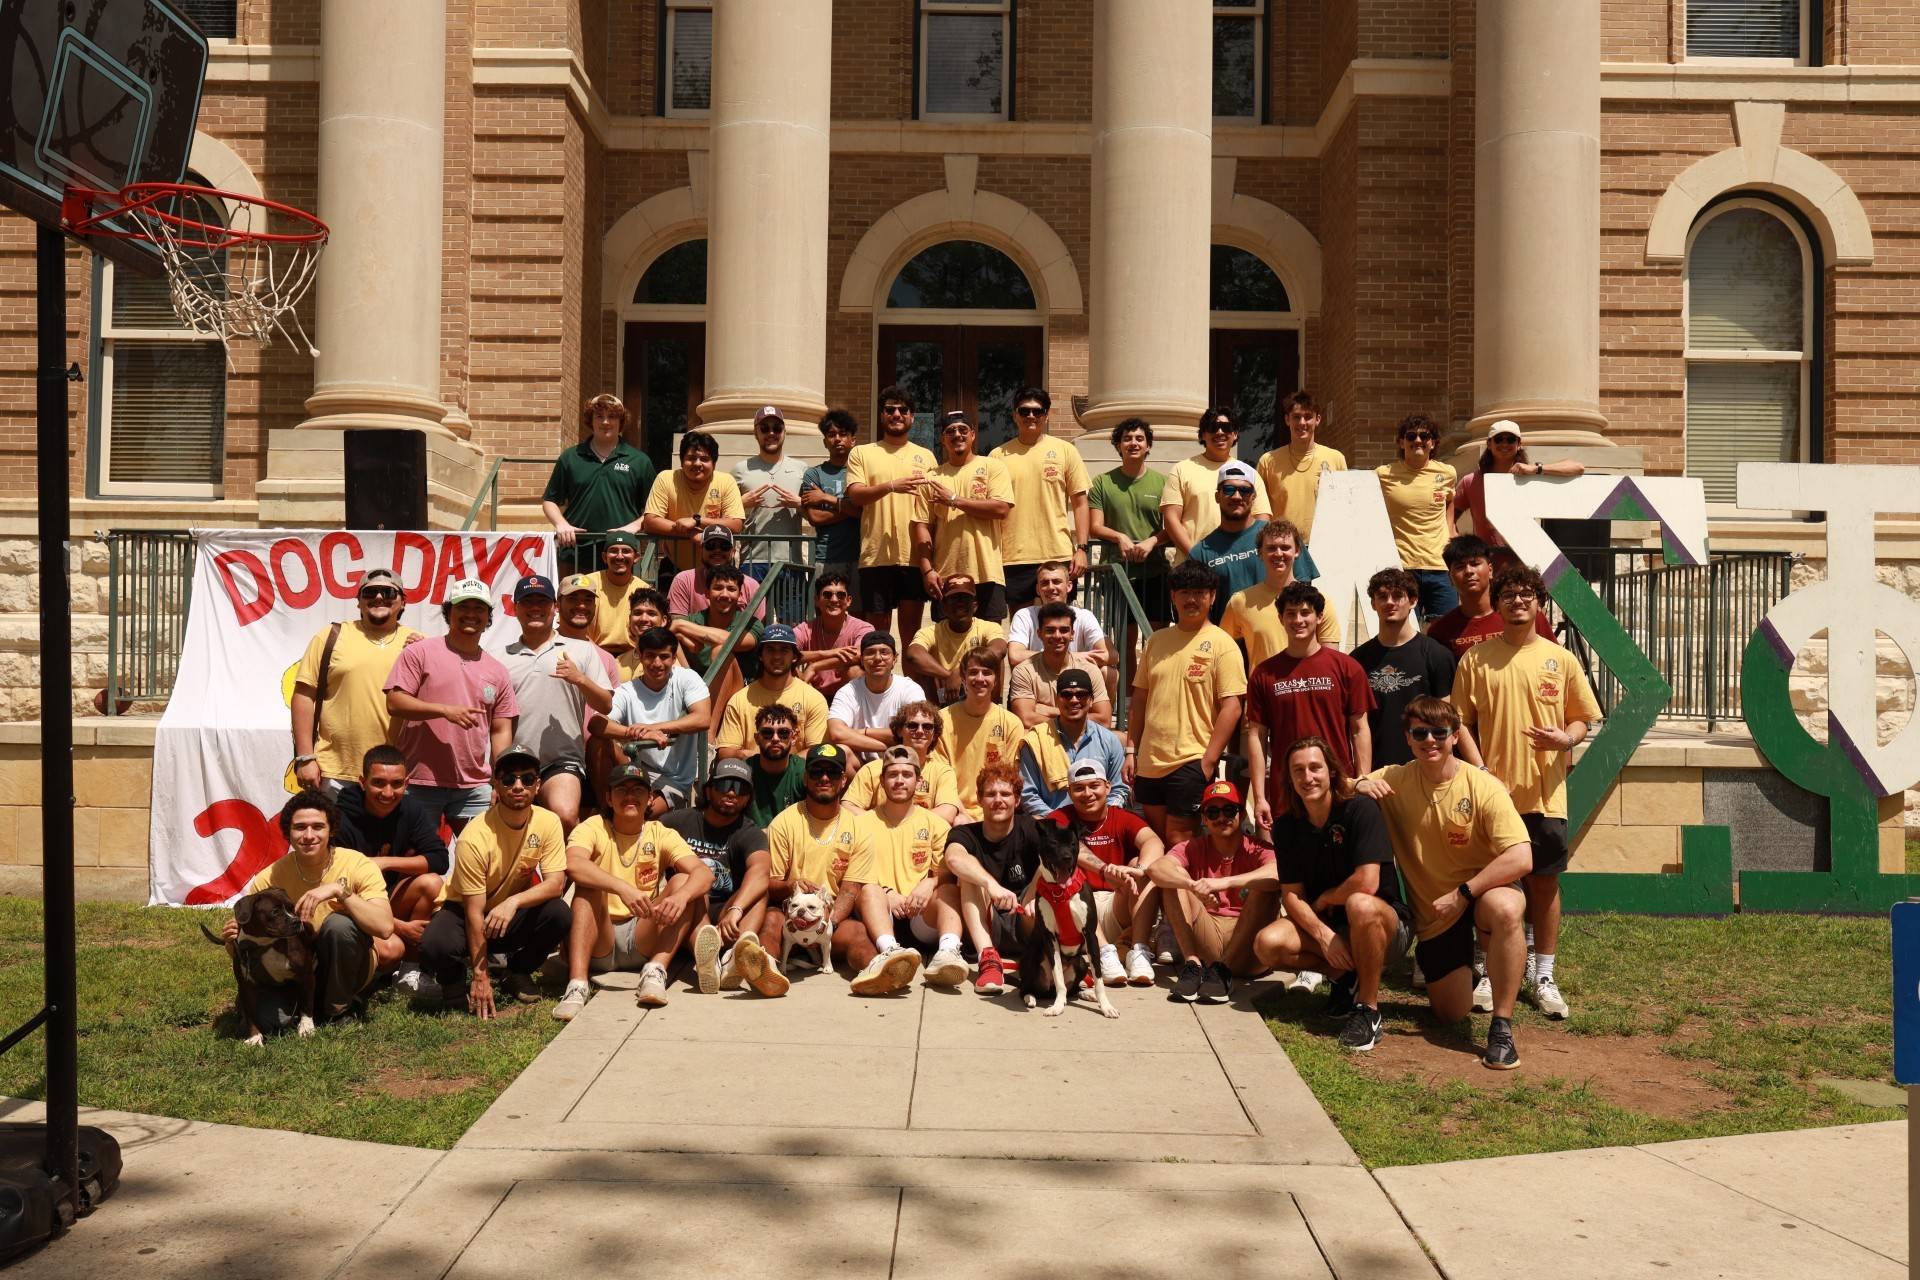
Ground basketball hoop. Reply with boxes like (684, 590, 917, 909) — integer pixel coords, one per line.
(62, 182, 328, 358)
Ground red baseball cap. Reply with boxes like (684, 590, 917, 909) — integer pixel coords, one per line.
(1201, 780, 1242, 807)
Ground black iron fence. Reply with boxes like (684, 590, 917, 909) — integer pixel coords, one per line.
(103, 529, 195, 711)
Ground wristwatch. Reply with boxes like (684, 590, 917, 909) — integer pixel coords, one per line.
(293, 754, 317, 767)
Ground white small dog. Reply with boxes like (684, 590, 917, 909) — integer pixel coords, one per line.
(781, 889, 833, 974)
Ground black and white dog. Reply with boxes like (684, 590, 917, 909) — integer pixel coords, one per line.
(1018, 821, 1119, 1019)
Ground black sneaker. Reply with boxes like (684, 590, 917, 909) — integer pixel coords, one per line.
(1483, 1016, 1520, 1071)
(1337, 1004, 1382, 1052)
(1323, 973, 1358, 1020)
(1173, 958, 1206, 1002)
(1199, 962, 1233, 1005)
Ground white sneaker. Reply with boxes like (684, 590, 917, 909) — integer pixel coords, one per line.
(1470, 974, 1494, 1013)
(636, 962, 670, 1008)
(1125, 944, 1156, 987)
(718, 945, 744, 992)
(851, 947, 920, 995)
(1531, 975, 1569, 1020)
(1153, 920, 1178, 965)
(552, 979, 590, 1022)
(692, 923, 722, 995)
(924, 947, 969, 987)
(1098, 944, 1127, 987)
(1288, 969, 1324, 993)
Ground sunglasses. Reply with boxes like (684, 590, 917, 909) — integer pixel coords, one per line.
(1402, 432, 1437, 444)
(359, 588, 400, 603)
(1218, 484, 1256, 498)
(903, 721, 938, 732)
(1056, 689, 1092, 701)
(708, 779, 750, 796)
(497, 770, 540, 787)
(805, 765, 843, 780)
(882, 405, 912, 417)
(1203, 421, 1236, 433)
(1408, 726, 1453, 742)
(1015, 406, 1046, 418)
(757, 726, 795, 739)
(758, 422, 785, 433)
(818, 589, 850, 601)
(1201, 805, 1241, 820)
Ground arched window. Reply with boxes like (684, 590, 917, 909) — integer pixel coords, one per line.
(91, 178, 228, 498)
(621, 237, 708, 471)
(1685, 199, 1813, 505)
(633, 238, 707, 305)
(1209, 245, 1301, 461)
(887, 241, 1036, 310)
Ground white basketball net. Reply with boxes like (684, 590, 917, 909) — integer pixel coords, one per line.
(123, 195, 326, 360)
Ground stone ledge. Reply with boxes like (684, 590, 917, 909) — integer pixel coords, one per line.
(0, 717, 159, 747)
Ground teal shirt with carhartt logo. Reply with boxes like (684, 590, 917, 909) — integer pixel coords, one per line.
(543, 440, 658, 534)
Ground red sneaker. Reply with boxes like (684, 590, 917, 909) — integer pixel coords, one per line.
(974, 948, 1007, 995)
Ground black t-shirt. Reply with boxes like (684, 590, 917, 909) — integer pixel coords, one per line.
(1273, 793, 1401, 910)
(1351, 633, 1456, 766)
(948, 815, 1045, 893)
(746, 755, 807, 828)
(661, 808, 768, 911)
(332, 782, 451, 888)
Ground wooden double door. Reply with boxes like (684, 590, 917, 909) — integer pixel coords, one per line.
(878, 325, 1044, 452)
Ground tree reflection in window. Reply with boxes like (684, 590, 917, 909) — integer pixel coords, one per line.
(887, 241, 1037, 310)
(1210, 245, 1289, 312)
(633, 239, 708, 306)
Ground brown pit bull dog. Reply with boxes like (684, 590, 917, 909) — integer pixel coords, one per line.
(201, 887, 317, 1046)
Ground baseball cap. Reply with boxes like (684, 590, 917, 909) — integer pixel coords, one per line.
(604, 531, 641, 552)
(881, 744, 921, 771)
(761, 623, 800, 649)
(708, 758, 754, 787)
(942, 574, 978, 598)
(513, 574, 556, 603)
(1067, 758, 1106, 784)
(359, 568, 405, 600)
(804, 743, 848, 775)
(607, 761, 655, 790)
(861, 631, 897, 652)
(701, 525, 736, 548)
(1216, 460, 1259, 490)
(940, 409, 973, 430)
(1056, 668, 1096, 696)
(1488, 419, 1523, 442)
(494, 744, 540, 776)
(1200, 779, 1243, 808)
(754, 405, 786, 428)
(447, 578, 493, 608)
(560, 573, 596, 597)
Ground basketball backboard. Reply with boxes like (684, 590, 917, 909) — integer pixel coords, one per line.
(0, 0, 209, 274)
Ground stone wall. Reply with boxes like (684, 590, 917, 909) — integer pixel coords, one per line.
(0, 533, 113, 722)
(0, 720, 153, 901)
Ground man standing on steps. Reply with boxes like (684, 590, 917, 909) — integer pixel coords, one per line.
(1188, 461, 1269, 624)
(291, 567, 419, 794)
(642, 430, 747, 580)
(543, 393, 657, 577)
(844, 384, 939, 641)
(1160, 407, 1272, 562)
(555, 574, 621, 686)
(584, 532, 651, 660)
(914, 410, 1015, 622)
(1244, 581, 1375, 831)
(1088, 416, 1169, 661)
(1222, 521, 1341, 671)
(1428, 534, 1556, 659)
(733, 406, 809, 584)
(990, 387, 1092, 609)
(495, 573, 614, 831)
(1352, 568, 1460, 769)
(1255, 391, 1344, 558)
(800, 409, 862, 589)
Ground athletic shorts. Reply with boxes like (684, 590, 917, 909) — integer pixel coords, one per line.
(541, 759, 588, 785)
(1415, 911, 1474, 985)
(1523, 812, 1571, 877)
(859, 564, 928, 614)
(932, 581, 1008, 623)
(408, 783, 491, 824)
(589, 917, 644, 973)
(1003, 563, 1043, 610)
(1133, 761, 1208, 817)
(1322, 900, 1415, 965)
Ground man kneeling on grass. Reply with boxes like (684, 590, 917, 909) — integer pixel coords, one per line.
(1253, 736, 1413, 1053)
(1356, 696, 1533, 1070)
(1148, 780, 1277, 1005)
(554, 762, 714, 1019)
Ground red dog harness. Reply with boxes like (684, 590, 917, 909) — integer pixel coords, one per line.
(1035, 868, 1090, 948)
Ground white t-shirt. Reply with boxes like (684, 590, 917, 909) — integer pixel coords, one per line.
(733, 455, 810, 542)
(1008, 605, 1105, 654)
(608, 666, 711, 795)
(829, 674, 930, 738)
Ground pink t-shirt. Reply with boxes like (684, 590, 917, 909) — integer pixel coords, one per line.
(1167, 834, 1275, 918)
(667, 567, 767, 621)
(1453, 470, 1504, 548)
(383, 636, 521, 788)
(792, 615, 874, 691)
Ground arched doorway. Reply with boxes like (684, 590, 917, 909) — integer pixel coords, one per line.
(621, 237, 707, 472)
(1207, 244, 1302, 462)
(876, 240, 1043, 454)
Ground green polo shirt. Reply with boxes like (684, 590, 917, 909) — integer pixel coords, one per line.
(543, 440, 658, 534)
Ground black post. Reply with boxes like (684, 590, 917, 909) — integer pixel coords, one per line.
(36, 224, 78, 1216)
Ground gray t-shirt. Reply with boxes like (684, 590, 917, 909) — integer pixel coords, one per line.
(733, 455, 810, 543)
(608, 665, 711, 795)
(496, 635, 613, 767)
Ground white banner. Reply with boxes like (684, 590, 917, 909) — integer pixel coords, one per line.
(149, 529, 556, 906)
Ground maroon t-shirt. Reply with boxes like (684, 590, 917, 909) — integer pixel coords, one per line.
(1427, 607, 1554, 661)
(1246, 646, 1375, 778)
(1049, 804, 1150, 891)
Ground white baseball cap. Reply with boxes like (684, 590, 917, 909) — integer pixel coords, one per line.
(446, 578, 492, 607)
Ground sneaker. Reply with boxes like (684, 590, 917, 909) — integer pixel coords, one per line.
(851, 947, 921, 996)
(1338, 1004, 1383, 1053)
(974, 948, 1008, 995)
(552, 979, 591, 1022)
(1470, 973, 1494, 1013)
(1098, 944, 1127, 987)
(924, 947, 969, 987)
(1153, 920, 1178, 965)
(392, 962, 441, 1002)
(1323, 972, 1358, 1020)
(1410, 959, 1427, 991)
(1172, 958, 1205, 1003)
(733, 934, 789, 998)
(692, 923, 722, 995)
(636, 962, 670, 1008)
(1125, 944, 1156, 986)
(1483, 1017, 1520, 1071)
(1288, 968, 1324, 993)
(501, 970, 542, 1005)
(1199, 962, 1233, 1005)
(1531, 975, 1569, 1020)
(718, 945, 744, 992)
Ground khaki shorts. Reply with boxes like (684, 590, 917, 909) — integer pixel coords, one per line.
(1194, 909, 1237, 954)
(1092, 889, 1122, 945)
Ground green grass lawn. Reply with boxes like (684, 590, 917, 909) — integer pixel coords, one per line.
(0, 899, 563, 1149)
(1262, 912, 1901, 1168)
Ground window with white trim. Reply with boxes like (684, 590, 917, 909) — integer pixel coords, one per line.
(92, 181, 228, 498)
(1684, 201, 1811, 506)
(177, 1, 237, 39)
(1685, 0, 1808, 62)
(663, 0, 713, 117)
(1213, 0, 1265, 120)
(919, 0, 1010, 121)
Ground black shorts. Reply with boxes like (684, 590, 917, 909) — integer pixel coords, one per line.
(859, 564, 928, 614)
(1133, 761, 1208, 817)
(1416, 911, 1475, 985)
(1523, 812, 1571, 877)
(932, 581, 1008, 623)
(541, 759, 589, 786)
(1004, 563, 1043, 609)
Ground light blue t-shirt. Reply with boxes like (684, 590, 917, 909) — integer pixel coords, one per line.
(800, 461, 858, 565)
(608, 665, 710, 796)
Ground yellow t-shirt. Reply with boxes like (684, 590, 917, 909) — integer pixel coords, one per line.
(1375, 459, 1457, 571)
(915, 456, 1015, 584)
(910, 618, 1005, 672)
(714, 678, 831, 752)
(1160, 455, 1274, 562)
(293, 622, 418, 781)
(990, 436, 1091, 566)
(442, 807, 568, 913)
(846, 755, 962, 813)
(1220, 580, 1342, 669)
(567, 814, 697, 922)
(1255, 442, 1346, 542)
(849, 806, 952, 895)
(1366, 762, 1530, 939)
(583, 571, 649, 651)
(935, 703, 1027, 816)
(1451, 636, 1602, 820)
(245, 847, 388, 936)
(1132, 622, 1248, 777)
(644, 469, 746, 568)
(766, 802, 872, 893)
(846, 440, 938, 569)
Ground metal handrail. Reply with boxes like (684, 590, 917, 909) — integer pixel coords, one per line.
(1081, 554, 1157, 732)
(701, 565, 791, 690)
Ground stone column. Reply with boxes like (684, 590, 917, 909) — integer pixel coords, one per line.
(1082, 0, 1212, 436)
(695, 0, 832, 443)
(1470, 0, 1612, 450)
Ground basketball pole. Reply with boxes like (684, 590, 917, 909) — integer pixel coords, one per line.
(35, 222, 79, 1218)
